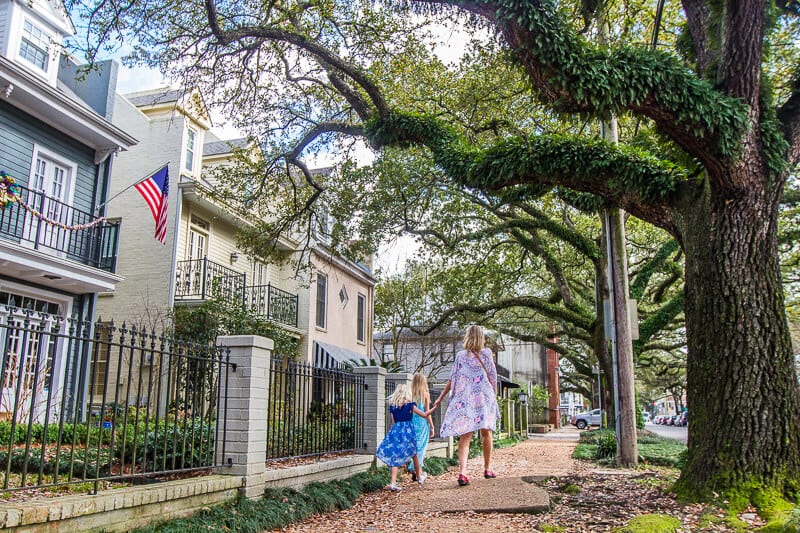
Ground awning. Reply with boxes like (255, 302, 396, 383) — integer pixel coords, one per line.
(498, 376, 521, 389)
(313, 341, 367, 369)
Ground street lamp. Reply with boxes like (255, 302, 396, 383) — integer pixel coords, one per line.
(518, 390, 528, 404)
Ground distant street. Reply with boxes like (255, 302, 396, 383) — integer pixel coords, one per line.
(646, 422, 688, 444)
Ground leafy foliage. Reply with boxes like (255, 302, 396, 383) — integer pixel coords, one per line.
(171, 297, 299, 356)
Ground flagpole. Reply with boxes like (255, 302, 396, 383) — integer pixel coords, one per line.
(95, 162, 170, 213)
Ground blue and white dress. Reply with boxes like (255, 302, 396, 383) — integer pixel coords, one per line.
(376, 402, 418, 467)
(406, 401, 430, 473)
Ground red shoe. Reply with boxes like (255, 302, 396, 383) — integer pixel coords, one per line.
(484, 470, 497, 479)
(457, 474, 470, 486)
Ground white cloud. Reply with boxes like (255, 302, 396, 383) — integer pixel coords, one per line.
(115, 65, 166, 95)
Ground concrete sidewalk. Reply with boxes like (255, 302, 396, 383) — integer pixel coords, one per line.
(410, 426, 582, 515)
(281, 428, 586, 532)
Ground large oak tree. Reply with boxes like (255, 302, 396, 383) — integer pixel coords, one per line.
(74, 0, 800, 500)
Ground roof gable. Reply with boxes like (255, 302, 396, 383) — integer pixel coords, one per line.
(22, 0, 75, 36)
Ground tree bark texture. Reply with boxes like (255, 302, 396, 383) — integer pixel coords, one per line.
(675, 170, 800, 496)
(606, 208, 638, 468)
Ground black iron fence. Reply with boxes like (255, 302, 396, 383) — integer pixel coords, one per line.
(0, 183, 120, 271)
(0, 308, 232, 493)
(265, 358, 365, 461)
(174, 259, 299, 328)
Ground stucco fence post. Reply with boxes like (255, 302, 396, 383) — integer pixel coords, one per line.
(352, 366, 386, 454)
(215, 334, 273, 499)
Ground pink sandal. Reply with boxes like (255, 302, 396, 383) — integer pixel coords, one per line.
(458, 474, 470, 486)
(484, 470, 497, 479)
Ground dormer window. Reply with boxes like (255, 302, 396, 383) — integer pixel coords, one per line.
(19, 19, 51, 73)
(185, 128, 196, 173)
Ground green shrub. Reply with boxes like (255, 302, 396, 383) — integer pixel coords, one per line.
(131, 468, 390, 532)
(423, 455, 458, 475)
(142, 418, 215, 469)
(595, 431, 617, 459)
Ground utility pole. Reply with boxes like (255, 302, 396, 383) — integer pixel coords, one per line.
(601, 195, 639, 467)
(599, 20, 638, 468)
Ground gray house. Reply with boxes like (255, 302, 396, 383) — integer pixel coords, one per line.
(373, 326, 547, 397)
(0, 0, 135, 422)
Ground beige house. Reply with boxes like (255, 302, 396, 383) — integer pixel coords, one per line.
(96, 87, 374, 367)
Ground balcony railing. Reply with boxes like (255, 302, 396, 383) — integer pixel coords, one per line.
(174, 258, 299, 328)
(0, 184, 120, 272)
(174, 258, 246, 302)
(245, 283, 299, 328)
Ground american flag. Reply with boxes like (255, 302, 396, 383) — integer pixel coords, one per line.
(134, 165, 169, 244)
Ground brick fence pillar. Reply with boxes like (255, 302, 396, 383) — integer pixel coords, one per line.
(215, 335, 273, 499)
(353, 366, 386, 454)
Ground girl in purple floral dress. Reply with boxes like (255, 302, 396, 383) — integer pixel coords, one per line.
(434, 325, 499, 486)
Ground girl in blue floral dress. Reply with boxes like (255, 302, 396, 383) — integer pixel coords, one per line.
(376, 383, 436, 491)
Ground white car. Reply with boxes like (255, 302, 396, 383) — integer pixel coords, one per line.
(642, 411, 651, 423)
(570, 408, 603, 429)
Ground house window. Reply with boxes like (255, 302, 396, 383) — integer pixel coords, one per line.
(187, 216, 209, 261)
(357, 293, 366, 343)
(90, 323, 111, 400)
(185, 128, 197, 172)
(339, 285, 348, 308)
(382, 343, 394, 359)
(315, 273, 327, 329)
(25, 147, 76, 248)
(19, 19, 50, 72)
(0, 291, 64, 424)
(315, 209, 331, 242)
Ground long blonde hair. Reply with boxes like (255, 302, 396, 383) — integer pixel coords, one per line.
(463, 325, 486, 354)
(411, 373, 430, 406)
(387, 383, 412, 407)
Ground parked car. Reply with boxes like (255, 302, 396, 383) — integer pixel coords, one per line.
(642, 412, 651, 423)
(570, 408, 603, 429)
(675, 411, 688, 426)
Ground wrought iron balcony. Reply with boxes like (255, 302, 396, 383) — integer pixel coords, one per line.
(174, 258, 299, 328)
(244, 283, 299, 329)
(174, 258, 246, 302)
(0, 183, 120, 272)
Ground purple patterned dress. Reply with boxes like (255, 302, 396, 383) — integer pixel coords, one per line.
(440, 348, 500, 437)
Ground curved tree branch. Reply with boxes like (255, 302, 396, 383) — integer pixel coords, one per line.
(204, 0, 389, 117)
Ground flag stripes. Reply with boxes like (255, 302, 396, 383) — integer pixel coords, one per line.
(134, 165, 169, 244)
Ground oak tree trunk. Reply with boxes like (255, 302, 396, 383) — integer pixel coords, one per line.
(674, 168, 800, 497)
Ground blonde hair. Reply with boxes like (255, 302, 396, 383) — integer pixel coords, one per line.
(463, 325, 486, 354)
(387, 383, 412, 407)
(411, 373, 430, 405)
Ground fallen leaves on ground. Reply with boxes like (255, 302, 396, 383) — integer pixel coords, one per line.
(278, 434, 745, 532)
